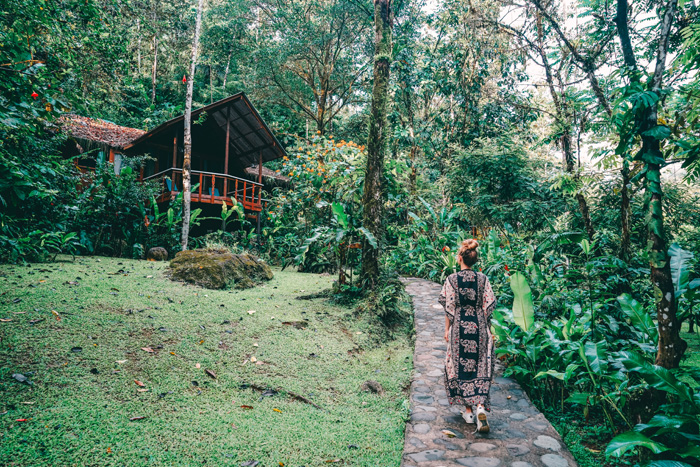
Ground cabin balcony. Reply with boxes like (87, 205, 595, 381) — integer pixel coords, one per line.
(144, 168, 265, 212)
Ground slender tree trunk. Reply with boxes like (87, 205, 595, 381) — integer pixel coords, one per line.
(181, 0, 205, 251)
(620, 160, 631, 261)
(151, 35, 158, 105)
(136, 19, 142, 75)
(361, 0, 392, 288)
(614, 0, 686, 368)
(222, 51, 231, 90)
(535, 12, 595, 240)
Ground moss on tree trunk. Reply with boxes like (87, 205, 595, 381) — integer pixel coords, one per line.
(361, 0, 392, 288)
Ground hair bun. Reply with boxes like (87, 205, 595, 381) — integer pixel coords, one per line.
(462, 239, 479, 250)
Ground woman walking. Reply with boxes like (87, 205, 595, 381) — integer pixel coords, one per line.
(439, 239, 497, 433)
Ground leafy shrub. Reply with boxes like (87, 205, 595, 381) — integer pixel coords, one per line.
(356, 270, 414, 338)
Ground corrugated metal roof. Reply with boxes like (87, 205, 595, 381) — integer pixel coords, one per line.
(124, 92, 287, 165)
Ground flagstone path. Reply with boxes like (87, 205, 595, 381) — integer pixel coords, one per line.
(400, 278, 578, 467)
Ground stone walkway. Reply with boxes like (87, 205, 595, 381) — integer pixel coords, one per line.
(400, 278, 577, 467)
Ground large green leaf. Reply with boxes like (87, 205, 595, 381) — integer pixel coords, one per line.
(669, 243, 694, 297)
(618, 351, 695, 403)
(618, 294, 657, 341)
(358, 227, 378, 249)
(606, 431, 670, 457)
(331, 202, 348, 230)
(644, 461, 693, 467)
(510, 271, 534, 331)
(584, 340, 608, 373)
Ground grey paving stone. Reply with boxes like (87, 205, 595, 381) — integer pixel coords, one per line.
(506, 444, 530, 456)
(503, 429, 528, 439)
(413, 423, 431, 434)
(412, 412, 438, 422)
(434, 438, 461, 450)
(494, 376, 515, 385)
(509, 413, 527, 421)
(409, 437, 428, 449)
(526, 421, 549, 433)
(541, 454, 569, 467)
(443, 414, 464, 424)
(438, 398, 450, 406)
(408, 449, 446, 462)
(511, 462, 533, 467)
(414, 395, 435, 404)
(533, 435, 561, 451)
(470, 443, 497, 453)
(416, 405, 438, 412)
(516, 399, 530, 408)
(456, 457, 502, 467)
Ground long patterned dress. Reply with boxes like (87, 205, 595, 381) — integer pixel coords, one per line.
(439, 269, 497, 409)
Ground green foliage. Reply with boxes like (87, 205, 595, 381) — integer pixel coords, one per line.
(606, 352, 700, 466)
(356, 270, 414, 337)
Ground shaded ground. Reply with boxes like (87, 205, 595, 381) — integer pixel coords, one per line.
(400, 278, 577, 467)
(0, 257, 412, 466)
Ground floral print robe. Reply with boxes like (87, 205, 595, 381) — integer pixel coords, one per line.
(439, 270, 497, 409)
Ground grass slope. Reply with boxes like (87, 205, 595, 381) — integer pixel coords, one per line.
(0, 257, 413, 466)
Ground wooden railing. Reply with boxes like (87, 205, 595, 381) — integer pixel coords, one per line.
(144, 168, 264, 212)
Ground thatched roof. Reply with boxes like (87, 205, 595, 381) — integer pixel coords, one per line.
(60, 114, 145, 149)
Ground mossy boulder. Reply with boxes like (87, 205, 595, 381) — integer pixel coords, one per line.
(168, 249, 273, 289)
(147, 247, 168, 261)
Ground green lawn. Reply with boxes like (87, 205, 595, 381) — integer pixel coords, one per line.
(0, 257, 413, 466)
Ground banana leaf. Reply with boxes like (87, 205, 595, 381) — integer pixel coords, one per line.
(510, 271, 534, 331)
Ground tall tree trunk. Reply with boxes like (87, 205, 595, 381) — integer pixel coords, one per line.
(615, 0, 686, 368)
(361, 0, 392, 288)
(151, 34, 158, 105)
(181, 0, 205, 251)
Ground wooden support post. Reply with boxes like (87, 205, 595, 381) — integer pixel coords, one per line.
(108, 148, 115, 164)
(211, 173, 215, 203)
(258, 151, 263, 204)
(198, 173, 203, 200)
(172, 133, 178, 168)
(224, 106, 230, 175)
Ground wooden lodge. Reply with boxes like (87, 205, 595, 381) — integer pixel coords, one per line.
(61, 93, 289, 224)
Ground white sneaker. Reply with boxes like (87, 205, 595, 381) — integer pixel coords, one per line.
(476, 405, 489, 433)
(462, 410, 475, 424)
